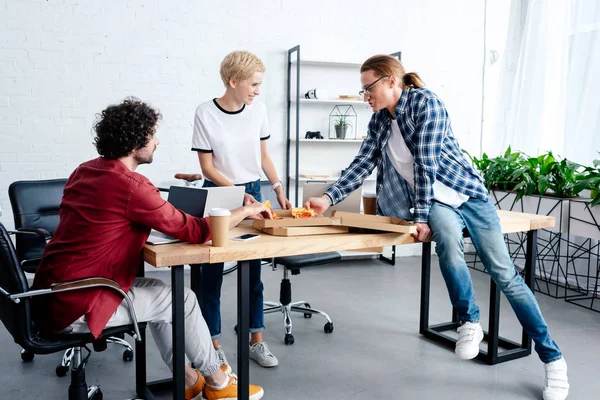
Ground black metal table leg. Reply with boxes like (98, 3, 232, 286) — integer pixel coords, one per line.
(419, 242, 432, 334)
(419, 231, 538, 365)
(379, 245, 396, 265)
(172, 265, 185, 400)
(237, 260, 251, 400)
(190, 264, 202, 298)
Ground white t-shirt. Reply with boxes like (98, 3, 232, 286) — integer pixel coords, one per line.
(386, 120, 469, 208)
(192, 99, 270, 184)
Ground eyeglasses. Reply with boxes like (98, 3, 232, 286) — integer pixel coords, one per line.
(359, 76, 389, 97)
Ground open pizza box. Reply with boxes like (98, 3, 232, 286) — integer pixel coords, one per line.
(254, 209, 350, 236)
(253, 210, 341, 230)
(332, 211, 417, 234)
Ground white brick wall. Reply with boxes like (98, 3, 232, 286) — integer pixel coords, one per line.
(0, 0, 486, 227)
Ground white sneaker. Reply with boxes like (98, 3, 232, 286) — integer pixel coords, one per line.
(249, 342, 278, 368)
(215, 346, 231, 373)
(455, 322, 484, 360)
(543, 357, 569, 400)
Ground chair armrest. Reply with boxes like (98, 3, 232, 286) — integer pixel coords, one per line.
(8, 228, 52, 243)
(3, 277, 142, 342)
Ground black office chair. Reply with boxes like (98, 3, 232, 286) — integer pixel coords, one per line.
(8, 179, 134, 376)
(0, 222, 143, 400)
(263, 252, 339, 345)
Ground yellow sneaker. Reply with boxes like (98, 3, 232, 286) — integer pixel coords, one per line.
(202, 375, 264, 400)
(186, 364, 232, 400)
(185, 370, 205, 400)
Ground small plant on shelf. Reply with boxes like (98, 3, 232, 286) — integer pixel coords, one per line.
(329, 104, 357, 140)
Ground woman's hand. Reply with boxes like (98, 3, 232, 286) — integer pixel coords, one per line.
(413, 222, 432, 242)
(303, 195, 330, 216)
(276, 191, 292, 210)
(244, 193, 258, 206)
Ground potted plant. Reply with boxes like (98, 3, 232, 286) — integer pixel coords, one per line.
(334, 116, 351, 139)
(464, 147, 587, 298)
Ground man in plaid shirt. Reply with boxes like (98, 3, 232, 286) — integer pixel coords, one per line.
(305, 55, 569, 400)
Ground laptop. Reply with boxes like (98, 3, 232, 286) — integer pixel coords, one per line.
(302, 182, 362, 217)
(199, 186, 246, 217)
(146, 186, 208, 245)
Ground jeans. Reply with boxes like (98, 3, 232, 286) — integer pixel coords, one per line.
(427, 198, 562, 363)
(196, 179, 264, 339)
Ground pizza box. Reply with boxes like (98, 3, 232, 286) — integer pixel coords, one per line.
(252, 210, 340, 229)
(261, 225, 349, 237)
(332, 211, 417, 234)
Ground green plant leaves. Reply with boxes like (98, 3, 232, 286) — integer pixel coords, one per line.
(465, 146, 599, 206)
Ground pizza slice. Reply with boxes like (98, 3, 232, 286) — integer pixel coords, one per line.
(263, 200, 284, 220)
(291, 207, 316, 219)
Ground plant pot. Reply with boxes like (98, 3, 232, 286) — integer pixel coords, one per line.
(334, 125, 348, 139)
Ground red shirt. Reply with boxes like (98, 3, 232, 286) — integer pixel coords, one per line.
(32, 157, 211, 338)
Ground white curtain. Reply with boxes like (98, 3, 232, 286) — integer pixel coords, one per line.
(485, 0, 600, 165)
(488, 0, 571, 158)
(563, 0, 600, 165)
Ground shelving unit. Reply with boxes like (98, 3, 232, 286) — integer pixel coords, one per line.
(293, 98, 370, 106)
(285, 46, 401, 206)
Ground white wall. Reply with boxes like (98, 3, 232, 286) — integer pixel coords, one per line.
(0, 0, 486, 227)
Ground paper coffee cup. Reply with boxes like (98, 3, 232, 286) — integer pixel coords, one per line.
(209, 208, 231, 247)
(362, 192, 377, 215)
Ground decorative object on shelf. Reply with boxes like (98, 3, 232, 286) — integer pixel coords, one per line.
(305, 88, 329, 99)
(329, 105, 357, 140)
(338, 95, 362, 100)
(305, 131, 324, 139)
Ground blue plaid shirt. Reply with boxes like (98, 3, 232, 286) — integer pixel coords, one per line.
(325, 87, 488, 223)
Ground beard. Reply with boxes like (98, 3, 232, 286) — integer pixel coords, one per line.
(133, 150, 154, 165)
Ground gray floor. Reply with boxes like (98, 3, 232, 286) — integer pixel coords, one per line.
(1, 255, 599, 399)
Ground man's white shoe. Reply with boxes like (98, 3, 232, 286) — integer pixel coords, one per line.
(455, 322, 484, 360)
(249, 342, 279, 368)
(543, 357, 569, 400)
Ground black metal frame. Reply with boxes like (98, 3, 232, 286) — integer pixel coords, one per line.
(136, 259, 252, 400)
(565, 199, 600, 312)
(286, 45, 300, 206)
(464, 191, 586, 299)
(419, 231, 537, 365)
(379, 245, 396, 265)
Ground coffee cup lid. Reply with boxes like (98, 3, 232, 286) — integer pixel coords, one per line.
(209, 208, 231, 217)
(363, 192, 377, 198)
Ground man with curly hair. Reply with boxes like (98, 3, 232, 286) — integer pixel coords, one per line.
(32, 98, 266, 400)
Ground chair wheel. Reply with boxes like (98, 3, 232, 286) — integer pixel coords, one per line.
(303, 303, 312, 318)
(56, 364, 69, 377)
(20, 350, 34, 362)
(122, 349, 134, 362)
(324, 322, 334, 333)
(284, 334, 295, 345)
(89, 388, 103, 400)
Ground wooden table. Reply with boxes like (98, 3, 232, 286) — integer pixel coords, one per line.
(139, 210, 554, 400)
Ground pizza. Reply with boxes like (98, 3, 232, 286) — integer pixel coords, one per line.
(291, 207, 315, 219)
(263, 201, 284, 220)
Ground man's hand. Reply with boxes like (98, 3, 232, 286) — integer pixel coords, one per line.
(303, 195, 330, 216)
(413, 222, 432, 242)
(244, 202, 272, 220)
(276, 190, 292, 210)
(244, 193, 257, 206)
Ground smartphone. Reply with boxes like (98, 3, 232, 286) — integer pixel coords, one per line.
(232, 233, 260, 241)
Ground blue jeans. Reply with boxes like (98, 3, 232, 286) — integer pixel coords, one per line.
(197, 179, 264, 339)
(427, 198, 562, 363)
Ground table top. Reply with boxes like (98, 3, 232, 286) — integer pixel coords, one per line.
(144, 210, 555, 268)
